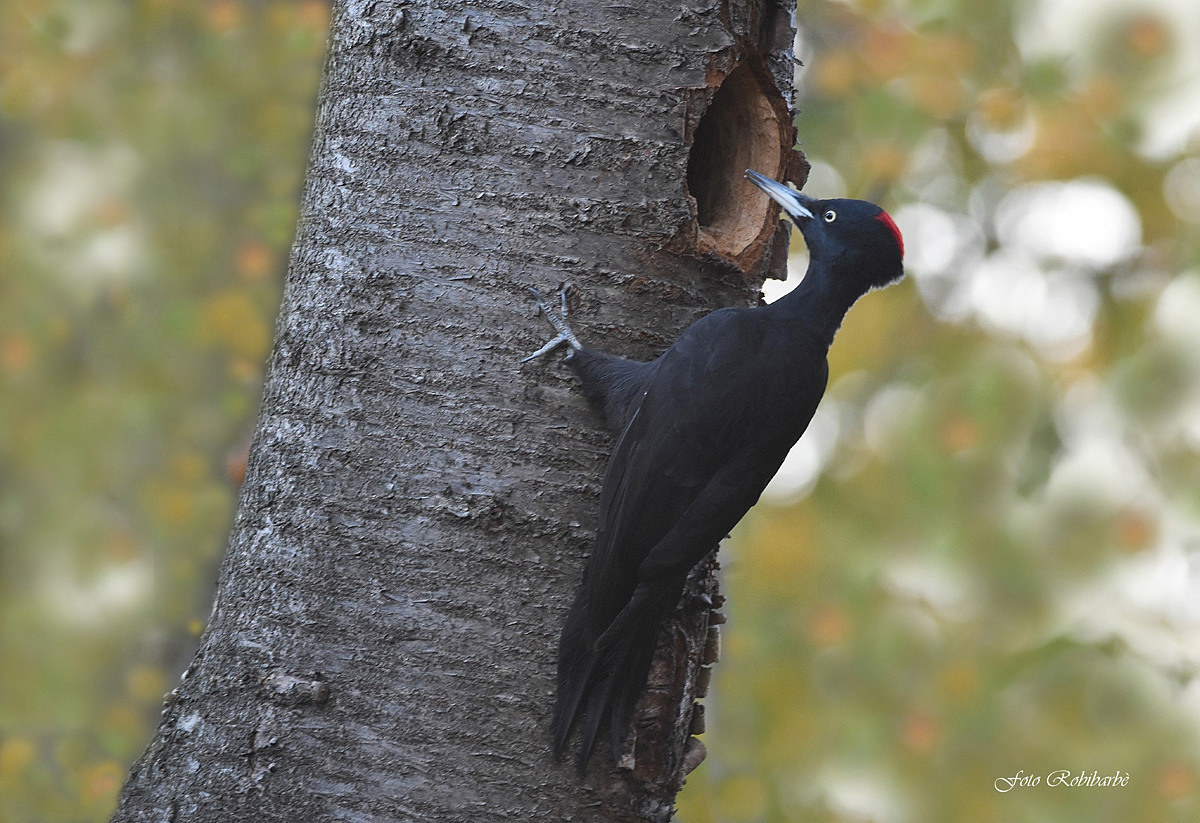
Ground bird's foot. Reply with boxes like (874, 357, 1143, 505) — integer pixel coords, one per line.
(521, 285, 582, 363)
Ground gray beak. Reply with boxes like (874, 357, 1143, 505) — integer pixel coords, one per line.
(745, 169, 815, 221)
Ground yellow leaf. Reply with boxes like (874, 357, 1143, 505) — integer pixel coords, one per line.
(200, 288, 269, 359)
(0, 738, 35, 780)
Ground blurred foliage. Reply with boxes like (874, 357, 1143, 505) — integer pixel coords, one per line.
(3, 0, 1200, 821)
(679, 0, 1200, 821)
(0, 0, 328, 819)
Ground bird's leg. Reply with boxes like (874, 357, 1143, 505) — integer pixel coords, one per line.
(521, 286, 583, 362)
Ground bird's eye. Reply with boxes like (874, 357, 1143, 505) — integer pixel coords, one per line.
(823, 210, 837, 223)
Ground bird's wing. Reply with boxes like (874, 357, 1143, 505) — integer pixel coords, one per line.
(583, 308, 826, 636)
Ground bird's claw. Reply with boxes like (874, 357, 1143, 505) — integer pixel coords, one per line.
(521, 285, 582, 363)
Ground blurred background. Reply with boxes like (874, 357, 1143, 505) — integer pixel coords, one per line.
(1, 0, 1198, 820)
(0, 2, 328, 819)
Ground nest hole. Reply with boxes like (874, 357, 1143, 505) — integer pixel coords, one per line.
(686, 63, 786, 261)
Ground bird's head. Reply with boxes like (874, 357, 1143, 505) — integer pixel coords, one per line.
(745, 170, 905, 292)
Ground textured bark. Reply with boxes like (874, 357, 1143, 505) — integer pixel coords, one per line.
(113, 0, 804, 820)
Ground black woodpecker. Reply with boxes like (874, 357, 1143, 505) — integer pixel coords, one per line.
(527, 169, 906, 770)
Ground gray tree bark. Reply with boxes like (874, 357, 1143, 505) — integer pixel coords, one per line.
(112, 0, 804, 820)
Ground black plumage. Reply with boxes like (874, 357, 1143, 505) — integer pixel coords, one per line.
(530, 170, 906, 769)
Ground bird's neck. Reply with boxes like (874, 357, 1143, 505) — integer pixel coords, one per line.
(772, 260, 861, 350)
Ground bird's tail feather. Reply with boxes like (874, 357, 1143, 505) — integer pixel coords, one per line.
(552, 588, 672, 771)
(551, 590, 594, 761)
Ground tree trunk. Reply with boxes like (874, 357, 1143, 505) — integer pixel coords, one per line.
(112, 0, 803, 820)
